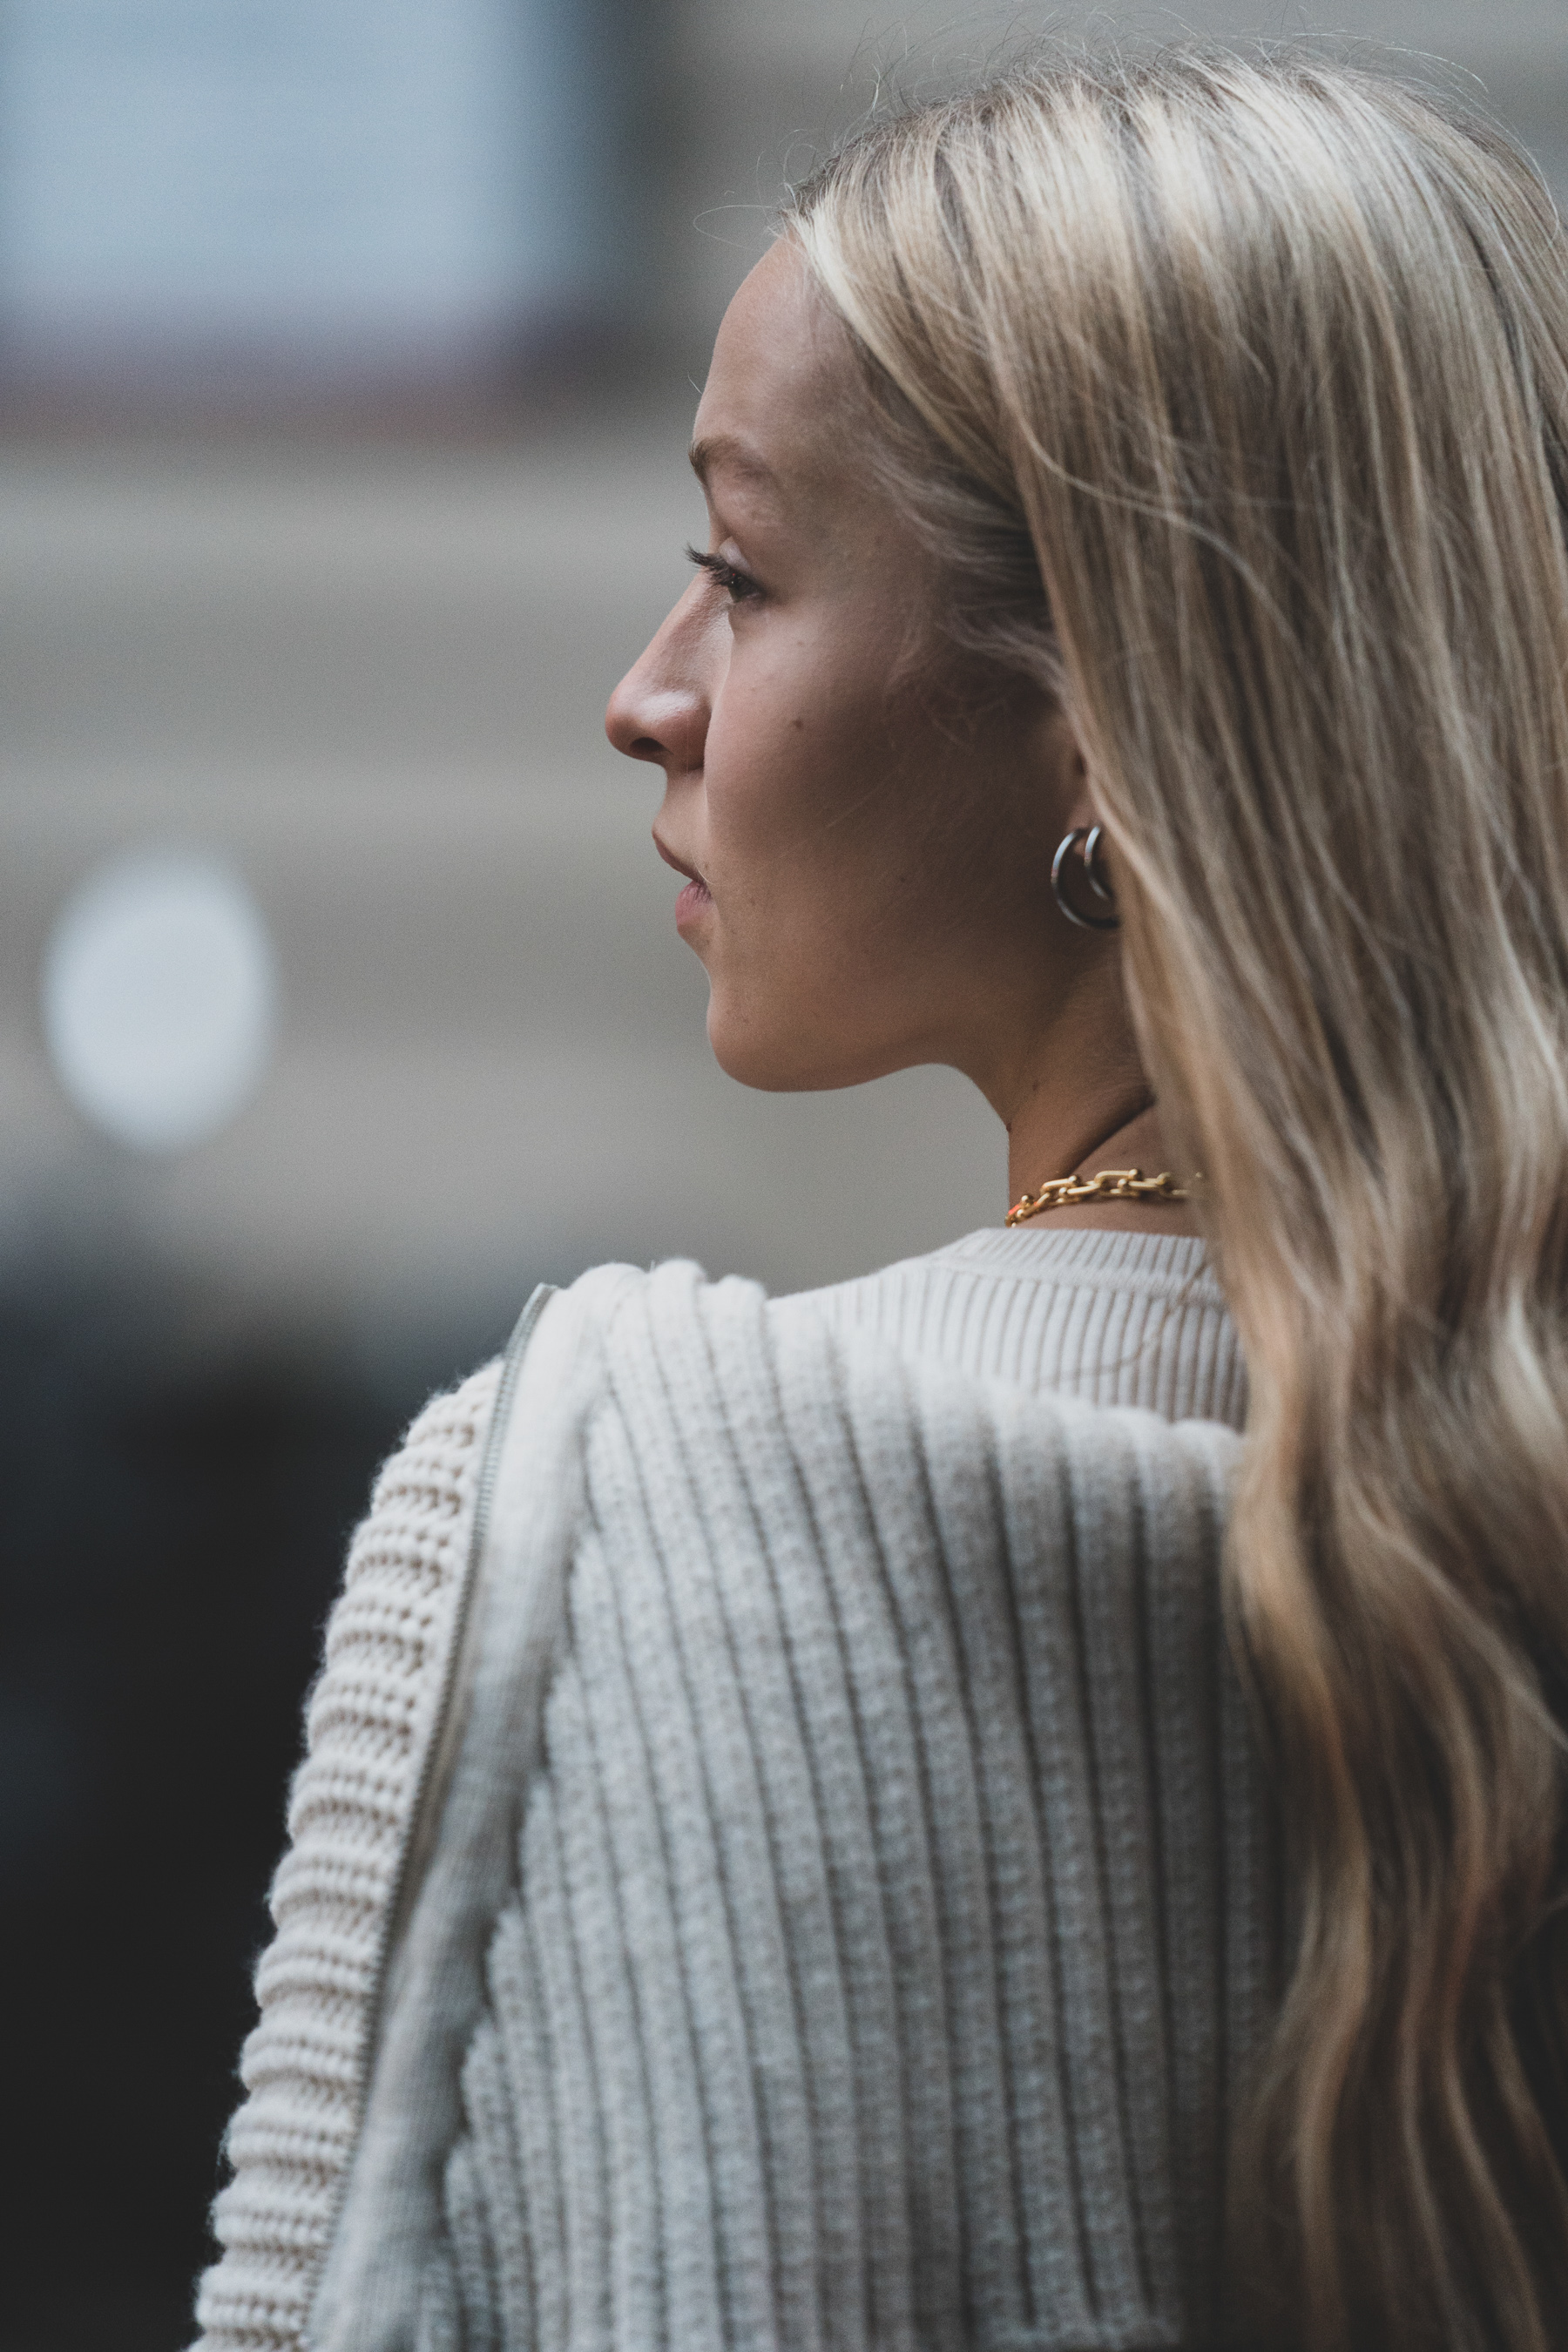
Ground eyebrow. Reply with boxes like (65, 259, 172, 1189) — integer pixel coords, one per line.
(688, 432, 781, 490)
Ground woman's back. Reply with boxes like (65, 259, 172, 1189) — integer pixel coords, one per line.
(197, 1234, 1277, 2350)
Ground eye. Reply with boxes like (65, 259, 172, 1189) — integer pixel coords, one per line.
(686, 544, 762, 605)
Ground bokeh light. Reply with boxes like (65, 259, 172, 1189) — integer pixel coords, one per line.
(41, 848, 276, 1152)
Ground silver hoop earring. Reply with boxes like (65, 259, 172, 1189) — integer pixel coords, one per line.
(1051, 825, 1120, 932)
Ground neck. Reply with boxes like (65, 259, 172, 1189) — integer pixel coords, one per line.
(1004, 1090, 1199, 1237)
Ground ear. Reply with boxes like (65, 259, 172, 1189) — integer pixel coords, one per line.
(1038, 712, 1097, 837)
(1063, 757, 1100, 838)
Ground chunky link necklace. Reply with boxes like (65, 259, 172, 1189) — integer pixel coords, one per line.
(1005, 1167, 1192, 1227)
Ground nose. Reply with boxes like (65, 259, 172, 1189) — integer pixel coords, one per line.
(605, 591, 712, 773)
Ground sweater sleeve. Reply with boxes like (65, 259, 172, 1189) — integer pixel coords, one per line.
(190, 1355, 504, 2352)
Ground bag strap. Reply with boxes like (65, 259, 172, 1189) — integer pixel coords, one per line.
(382, 1281, 558, 1973)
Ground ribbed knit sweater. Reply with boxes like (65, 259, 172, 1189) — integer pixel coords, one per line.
(193, 1227, 1279, 2352)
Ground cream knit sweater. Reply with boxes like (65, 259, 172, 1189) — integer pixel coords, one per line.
(193, 1227, 1278, 2352)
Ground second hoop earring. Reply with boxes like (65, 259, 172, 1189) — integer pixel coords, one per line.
(1051, 825, 1120, 932)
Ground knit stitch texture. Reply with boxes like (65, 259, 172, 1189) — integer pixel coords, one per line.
(193, 1228, 1275, 2350)
(194, 1361, 503, 2350)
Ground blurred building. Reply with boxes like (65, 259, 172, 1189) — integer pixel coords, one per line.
(0, 5, 1562, 2345)
(0, 0, 648, 409)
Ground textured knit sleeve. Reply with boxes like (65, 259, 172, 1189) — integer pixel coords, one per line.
(191, 1355, 504, 2352)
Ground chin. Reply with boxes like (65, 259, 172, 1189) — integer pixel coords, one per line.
(706, 1002, 902, 1095)
(707, 1024, 821, 1093)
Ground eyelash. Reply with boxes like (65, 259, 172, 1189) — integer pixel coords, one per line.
(686, 544, 761, 604)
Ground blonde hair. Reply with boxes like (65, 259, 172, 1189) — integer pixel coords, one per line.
(788, 46, 1568, 2351)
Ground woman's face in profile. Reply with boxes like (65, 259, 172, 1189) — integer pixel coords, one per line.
(606, 236, 1086, 1102)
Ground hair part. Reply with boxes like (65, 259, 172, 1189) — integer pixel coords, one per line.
(787, 44, 1568, 2351)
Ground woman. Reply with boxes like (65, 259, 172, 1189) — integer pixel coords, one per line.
(193, 45, 1568, 2352)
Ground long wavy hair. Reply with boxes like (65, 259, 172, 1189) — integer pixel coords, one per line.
(787, 46, 1568, 2352)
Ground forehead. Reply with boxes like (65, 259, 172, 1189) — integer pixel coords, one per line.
(692, 239, 862, 509)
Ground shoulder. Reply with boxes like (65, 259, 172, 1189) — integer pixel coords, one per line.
(557, 1249, 1241, 1446)
(531, 1255, 1240, 1573)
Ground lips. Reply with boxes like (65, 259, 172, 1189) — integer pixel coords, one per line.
(674, 876, 713, 928)
(653, 831, 713, 929)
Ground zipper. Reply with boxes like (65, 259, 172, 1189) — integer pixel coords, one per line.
(304, 1281, 557, 2346)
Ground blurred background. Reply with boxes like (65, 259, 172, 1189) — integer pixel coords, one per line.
(0, 4, 1562, 2344)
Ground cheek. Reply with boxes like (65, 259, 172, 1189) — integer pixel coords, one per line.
(700, 631, 903, 891)
(686, 606, 1037, 1092)
(693, 677, 909, 1080)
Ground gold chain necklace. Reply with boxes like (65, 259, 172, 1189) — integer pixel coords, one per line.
(1005, 1167, 1192, 1227)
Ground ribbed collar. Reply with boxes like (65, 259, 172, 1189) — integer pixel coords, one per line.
(929, 1223, 1225, 1304)
(789, 1221, 1246, 1429)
